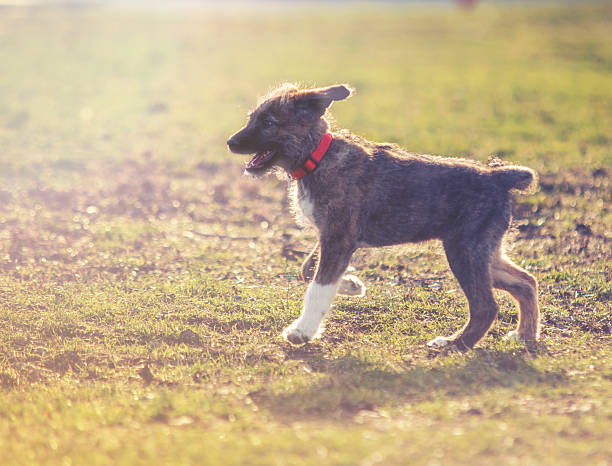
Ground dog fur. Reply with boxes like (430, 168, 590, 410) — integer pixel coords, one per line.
(227, 83, 540, 351)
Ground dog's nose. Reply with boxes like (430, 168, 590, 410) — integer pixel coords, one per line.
(227, 136, 240, 152)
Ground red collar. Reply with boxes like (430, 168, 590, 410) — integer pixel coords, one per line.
(290, 132, 333, 180)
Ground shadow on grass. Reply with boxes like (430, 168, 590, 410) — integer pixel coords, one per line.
(250, 345, 566, 420)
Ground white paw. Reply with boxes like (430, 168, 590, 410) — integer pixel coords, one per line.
(505, 330, 521, 342)
(427, 336, 454, 348)
(282, 321, 321, 345)
(337, 274, 366, 297)
(505, 330, 537, 342)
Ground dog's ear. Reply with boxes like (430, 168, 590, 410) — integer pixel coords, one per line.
(295, 84, 353, 118)
(318, 84, 353, 101)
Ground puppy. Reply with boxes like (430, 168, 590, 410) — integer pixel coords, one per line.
(227, 84, 539, 351)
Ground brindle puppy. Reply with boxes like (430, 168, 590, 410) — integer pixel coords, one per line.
(227, 84, 540, 351)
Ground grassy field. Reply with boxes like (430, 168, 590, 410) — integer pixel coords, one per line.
(0, 2, 611, 465)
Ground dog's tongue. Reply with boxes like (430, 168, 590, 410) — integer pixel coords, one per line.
(247, 150, 274, 169)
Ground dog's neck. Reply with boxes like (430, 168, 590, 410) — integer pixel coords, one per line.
(283, 120, 330, 177)
(290, 132, 332, 180)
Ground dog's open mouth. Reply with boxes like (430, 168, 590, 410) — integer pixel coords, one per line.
(246, 150, 276, 171)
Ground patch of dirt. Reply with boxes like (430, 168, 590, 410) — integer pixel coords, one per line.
(0, 154, 298, 284)
(44, 350, 84, 375)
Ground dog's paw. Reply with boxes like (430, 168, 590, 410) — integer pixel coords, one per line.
(282, 324, 316, 345)
(337, 274, 366, 297)
(427, 336, 454, 348)
(505, 330, 538, 343)
(427, 336, 469, 352)
(505, 330, 521, 342)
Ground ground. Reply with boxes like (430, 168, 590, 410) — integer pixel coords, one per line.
(0, 2, 610, 465)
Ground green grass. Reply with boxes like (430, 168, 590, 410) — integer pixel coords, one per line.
(0, 2, 611, 465)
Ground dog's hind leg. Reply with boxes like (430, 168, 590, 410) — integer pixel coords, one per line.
(283, 238, 355, 345)
(301, 241, 365, 297)
(428, 238, 499, 351)
(491, 252, 540, 341)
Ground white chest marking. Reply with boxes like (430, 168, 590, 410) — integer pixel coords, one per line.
(300, 197, 314, 225)
(298, 192, 316, 226)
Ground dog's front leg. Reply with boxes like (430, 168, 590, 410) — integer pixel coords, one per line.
(283, 239, 355, 345)
(301, 242, 365, 297)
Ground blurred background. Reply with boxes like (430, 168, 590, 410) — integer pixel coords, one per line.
(1, 0, 610, 173)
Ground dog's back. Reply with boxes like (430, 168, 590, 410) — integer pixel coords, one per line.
(316, 133, 534, 248)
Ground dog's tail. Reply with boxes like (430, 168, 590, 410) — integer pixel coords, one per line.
(492, 166, 538, 194)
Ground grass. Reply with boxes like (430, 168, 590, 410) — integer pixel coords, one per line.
(0, 2, 611, 465)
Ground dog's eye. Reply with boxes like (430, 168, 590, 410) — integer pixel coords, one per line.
(261, 119, 276, 129)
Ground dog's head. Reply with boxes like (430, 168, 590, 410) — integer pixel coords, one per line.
(227, 83, 353, 176)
